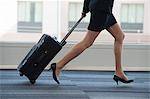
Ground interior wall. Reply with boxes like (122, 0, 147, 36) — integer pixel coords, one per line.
(0, 42, 149, 71)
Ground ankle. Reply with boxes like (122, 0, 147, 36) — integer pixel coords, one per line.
(116, 67, 123, 72)
(116, 70, 123, 73)
(115, 70, 125, 76)
(56, 63, 63, 70)
(115, 71, 128, 79)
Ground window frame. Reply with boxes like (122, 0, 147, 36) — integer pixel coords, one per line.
(120, 3, 144, 33)
(17, 1, 43, 33)
(68, 2, 90, 32)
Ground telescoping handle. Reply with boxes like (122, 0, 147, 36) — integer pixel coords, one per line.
(60, 16, 84, 46)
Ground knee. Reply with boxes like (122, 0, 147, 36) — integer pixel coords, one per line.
(121, 33, 125, 41)
(115, 33, 125, 43)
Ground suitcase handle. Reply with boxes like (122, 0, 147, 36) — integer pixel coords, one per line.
(60, 16, 85, 46)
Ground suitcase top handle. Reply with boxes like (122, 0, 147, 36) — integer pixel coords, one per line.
(60, 16, 85, 46)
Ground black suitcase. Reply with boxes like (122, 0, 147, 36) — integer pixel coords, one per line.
(17, 16, 84, 84)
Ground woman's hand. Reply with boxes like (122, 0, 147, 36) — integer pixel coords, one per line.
(81, 12, 86, 17)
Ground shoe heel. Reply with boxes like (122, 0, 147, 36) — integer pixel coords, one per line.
(51, 63, 60, 84)
(113, 76, 119, 85)
(114, 79, 119, 85)
(115, 80, 119, 85)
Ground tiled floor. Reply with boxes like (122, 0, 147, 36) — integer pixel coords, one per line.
(0, 70, 150, 99)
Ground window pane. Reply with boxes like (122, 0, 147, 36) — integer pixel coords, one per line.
(69, 3, 76, 21)
(17, 1, 43, 33)
(35, 2, 43, 22)
(136, 4, 144, 23)
(121, 4, 144, 33)
(68, 2, 89, 32)
(76, 3, 82, 20)
(18, 2, 30, 22)
(84, 13, 90, 23)
(128, 4, 136, 23)
(121, 4, 128, 23)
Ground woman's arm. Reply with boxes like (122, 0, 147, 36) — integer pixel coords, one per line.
(82, 0, 90, 14)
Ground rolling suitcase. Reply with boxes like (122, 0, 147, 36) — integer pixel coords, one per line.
(17, 16, 84, 84)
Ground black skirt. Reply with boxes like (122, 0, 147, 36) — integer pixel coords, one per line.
(88, 11, 117, 32)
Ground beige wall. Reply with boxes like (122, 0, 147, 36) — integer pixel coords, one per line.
(0, 41, 150, 71)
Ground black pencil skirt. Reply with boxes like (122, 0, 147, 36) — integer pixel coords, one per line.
(88, 11, 117, 32)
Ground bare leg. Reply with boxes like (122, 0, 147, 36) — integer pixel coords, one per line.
(107, 23, 128, 81)
(55, 30, 100, 77)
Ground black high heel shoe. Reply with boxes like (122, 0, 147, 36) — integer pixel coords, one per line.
(113, 75, 134, 85)
(49, 63, 60, 84)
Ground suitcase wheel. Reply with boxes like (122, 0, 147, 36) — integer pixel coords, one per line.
(19, 72, 24, 76)
(30, 80, 36, 84)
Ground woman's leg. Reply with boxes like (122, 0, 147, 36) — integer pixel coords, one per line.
(54, 30, 100, 77)
(107, 23, 129, 81)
